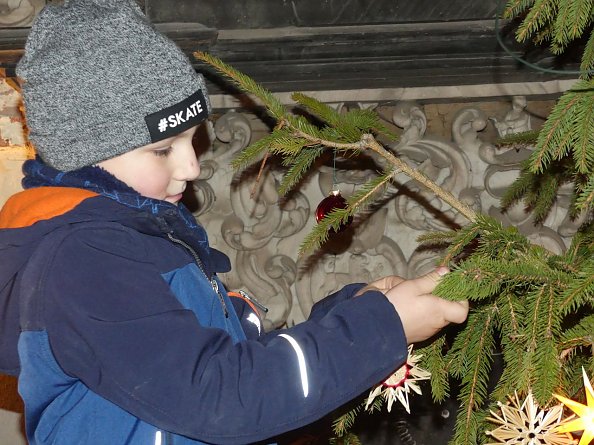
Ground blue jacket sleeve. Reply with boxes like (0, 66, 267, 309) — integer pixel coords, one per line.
(43, 226, 408, 445)
(307, 282, 367, 322)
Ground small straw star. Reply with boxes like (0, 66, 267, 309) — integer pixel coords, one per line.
(365, 345, 431, 414)
(485, 392, 576, 445)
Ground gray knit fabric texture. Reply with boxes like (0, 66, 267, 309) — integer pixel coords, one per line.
(16, 0, 210, 171)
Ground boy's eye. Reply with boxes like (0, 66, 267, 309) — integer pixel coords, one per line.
(153, 147, 172, 157)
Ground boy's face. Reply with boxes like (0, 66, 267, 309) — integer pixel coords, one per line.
(97, 126, 200, 205)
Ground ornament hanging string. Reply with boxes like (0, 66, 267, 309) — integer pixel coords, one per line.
(315, 148, 352, 231)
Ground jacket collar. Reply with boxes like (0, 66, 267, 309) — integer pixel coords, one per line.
(21, 158, 230, 275)
(23, 158, 200, 229)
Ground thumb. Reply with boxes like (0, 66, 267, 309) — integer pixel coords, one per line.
(395, 266, 449, 295)
(440, 299, 470, 324)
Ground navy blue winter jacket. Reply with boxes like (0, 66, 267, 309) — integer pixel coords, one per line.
(0, 159, 408, 445)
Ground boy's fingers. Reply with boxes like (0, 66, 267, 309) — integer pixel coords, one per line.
(441, 299, 469, 324)
(395, 267, 449, 296)
(382, 275, 405, 289)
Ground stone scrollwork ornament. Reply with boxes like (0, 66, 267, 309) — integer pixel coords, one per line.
(0, 0, 43, 27)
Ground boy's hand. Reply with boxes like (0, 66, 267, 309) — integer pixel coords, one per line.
(354, 275, 405, 297)
(385, 268, 469, 344)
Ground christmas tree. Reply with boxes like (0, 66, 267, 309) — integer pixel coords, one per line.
(194, 0, 594, 442)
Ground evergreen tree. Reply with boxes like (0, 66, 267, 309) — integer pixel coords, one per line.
(193, 1, 594, 441)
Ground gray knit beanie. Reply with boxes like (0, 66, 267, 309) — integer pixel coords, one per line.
(16, 0, 210, 171)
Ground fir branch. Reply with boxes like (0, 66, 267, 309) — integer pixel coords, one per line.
(278, 147, 324, 196)
(535, 22, 555, 47)
(419, 335, 450, 402)
(341, 108, 398, 141)
(269, 135, 309, 156)
(560, 314, 594, 351)
(575, 173, 594, 211)
(230, 129, 290, 170)
(451, 408, 488, 445)
(288, 128, 478, 224)
(451, 309, 496, 445)
(516, 0, 558, 43)
(571, 88, 594, 173)
(365, 396, 385, 414)
(567, 0, 594, 42)
(284, 115, 326, 141)
(552, 0, 594, 49)
(332, 406, 361, 438)
(194, 52, 287, 120)
(503, 0, 536, 20)
(199, 51, 594, 443)
(362, 135, 478, 222)
(562, 354, 594, 396)
(299, 207, 354, 253)
(329, 432, 362, 445)
(428, 220, 490, 271)
(497, 292, 523, 341)
(438, 259, 506, 302)
(299, 172, 391, 253)
(495, 129, 540, 148)
(292, 92, 343, 127)
(530, 284, 562, 404)
(559, 257, 594, 314)
(473, 218, 531, 259)
(492, 293, 526, 402)
(551, 0, 574, 48)
(520, 285, 559, 403)
(533, 338, 561, 404)
(530, 88, 583, 173)
(500, 161, 535, 209)
(531, 170, 559, 222)
(565, 227, 594, 264)
(581, 29, 594, 76)
(292, 95, 398, 142)
(445, 312, 483, 379)
(416, 229, 459, 246)
(345, 171, 392, 210)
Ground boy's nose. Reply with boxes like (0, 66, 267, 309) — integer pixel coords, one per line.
(175, 142, 201, 181)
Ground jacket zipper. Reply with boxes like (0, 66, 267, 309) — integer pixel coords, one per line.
(238, 290, 269, 313)
(166, 232, 229, 318)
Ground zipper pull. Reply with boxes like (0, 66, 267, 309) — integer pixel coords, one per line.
(238, 290, 269, 313)
(211, 279, 229, 318)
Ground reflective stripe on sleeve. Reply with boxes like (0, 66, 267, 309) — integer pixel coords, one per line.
(278, 333, 309, 397)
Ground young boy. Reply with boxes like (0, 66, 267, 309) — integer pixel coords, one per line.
(0, 1, 469, 444)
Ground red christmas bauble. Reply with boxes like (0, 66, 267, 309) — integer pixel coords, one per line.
(315, 190, 352, 232)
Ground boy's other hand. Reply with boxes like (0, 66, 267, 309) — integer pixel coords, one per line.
(354, 275, 405, 297)
(385, 268, 469, 344)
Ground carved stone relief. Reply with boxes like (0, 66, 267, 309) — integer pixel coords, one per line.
(0, 0, 44, 27)
(194, 96, 570, 327)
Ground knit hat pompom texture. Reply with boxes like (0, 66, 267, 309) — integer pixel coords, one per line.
(17, 0, 211, 171)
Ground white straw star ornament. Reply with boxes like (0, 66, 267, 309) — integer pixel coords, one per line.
(365, 344, 431, 414)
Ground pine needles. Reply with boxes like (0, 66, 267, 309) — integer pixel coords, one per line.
(418, 214, 594, 444)
(504, 0, 594, 58)
(194, 18, 594, 440)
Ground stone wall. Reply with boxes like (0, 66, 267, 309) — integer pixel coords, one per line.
(0, 77, 31, 445)
(195, 92, 574, 332)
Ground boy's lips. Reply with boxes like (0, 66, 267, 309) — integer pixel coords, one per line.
(167, 185, 186, 202)
(167, 192, 183, 202)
